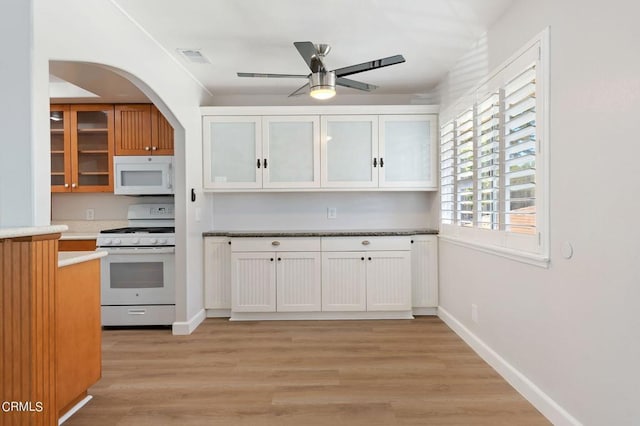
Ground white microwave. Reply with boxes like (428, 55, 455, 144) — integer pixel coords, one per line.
(114, 156, 174, 195)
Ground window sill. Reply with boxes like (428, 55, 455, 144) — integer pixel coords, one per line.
(438, 234, 550, 268)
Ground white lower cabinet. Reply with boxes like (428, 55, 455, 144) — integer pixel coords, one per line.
(366, 251, 412, 311)
(231, 252, 277, 312)
(321, 252, 367, 311)
(204, 237, 231, 312)
(205, 234, 434, 319)
(410, 235, 438, 310)
(276, 252, 322, 312)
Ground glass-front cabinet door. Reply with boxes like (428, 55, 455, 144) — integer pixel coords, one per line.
(203, 116, 262, 189)
(378, 115, 437, 189)
(50, 105, 72, 192)
(262, 116, 320, 188)
(70, 104, 115, 192)
(321, 115, 378, 188)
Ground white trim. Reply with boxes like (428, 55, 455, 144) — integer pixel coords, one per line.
(172, 308, 206, 335)
(437, 307, 582, 426)
(229, 310, 414, 321)
(58, 395, 93, 425)
(201, 105, 439, 116)
(202, 187, 438, 193)
(412, 307, 437, 316)
(439, 234, 549, 268)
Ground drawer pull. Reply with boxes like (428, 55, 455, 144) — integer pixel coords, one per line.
(362, 240, 370, 246)
(271, 241, 281, 246)
(127, 309, 146, 315)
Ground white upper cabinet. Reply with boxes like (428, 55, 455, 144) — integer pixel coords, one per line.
(379, 115, 437, 189)
(321, 115, 379, 188)
(262, 116, 320, 188)
(203, 116, 262, 189)
(202, 106, 438, 191)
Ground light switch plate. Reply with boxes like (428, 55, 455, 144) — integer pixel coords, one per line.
(327, 207, 337, 219)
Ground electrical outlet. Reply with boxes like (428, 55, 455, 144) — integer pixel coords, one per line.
(471, 304, 479, 323)
(327, 207, 337, 219)
(85, 208, 95, 221)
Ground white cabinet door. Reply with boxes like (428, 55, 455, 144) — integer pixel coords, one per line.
(411, 235, 438, 308)
(366, 251, 412, 311)
(231, 252, 276, 312)
(203, 116, 262, 189)
(262, 116, 320, 188)
(276, 252, 321, 312)
(321, 251, 367, 311)
(204, 237, 231, 310)
(321, 115, 379, 188)
(379, 115, 438, 189)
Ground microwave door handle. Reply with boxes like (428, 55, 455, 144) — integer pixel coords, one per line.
(167, 164, 173, 190)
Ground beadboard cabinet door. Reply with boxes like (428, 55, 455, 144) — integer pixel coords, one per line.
(411, 235, 438, 308)
(231, 252, 276, 312)
(321, 252, 367, 311)
(366, 251, 412, 311)
(275, 252, 321, 312)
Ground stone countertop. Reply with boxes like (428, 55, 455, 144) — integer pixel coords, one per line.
(60, 232, 99, 240)
(0, 225, 69, 240)
(58, 250, 107, 268)
(203, 229, 438, 238)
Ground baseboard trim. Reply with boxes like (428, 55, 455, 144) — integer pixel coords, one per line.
(412, 307, 437, 316)
(230, 311, 414, 321)
(58, 395, 92, 425)
(437, 307, 581, 426)
(172, 308, 206, 335)
(206, 308, 232, 318)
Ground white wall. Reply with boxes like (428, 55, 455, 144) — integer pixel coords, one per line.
(211, 192, 438, 231)
(0, 0, 37, 227)
(436, 1, 640, 424)
(34, 0, 213, 332)
(51, 193, 173, 221)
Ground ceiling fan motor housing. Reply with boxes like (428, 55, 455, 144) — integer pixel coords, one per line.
(309, 71, 336, 91)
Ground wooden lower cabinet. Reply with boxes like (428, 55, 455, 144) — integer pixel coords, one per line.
(56, 258, 102, 416)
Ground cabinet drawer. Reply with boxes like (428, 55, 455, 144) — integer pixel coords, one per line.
(231, 237, 321, 252)
(321, 236, 411, 252)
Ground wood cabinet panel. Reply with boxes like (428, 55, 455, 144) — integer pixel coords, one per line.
(56, 258, 102, 415)
(231, 252, 276, 312)
(276, 252, 321, 312)
(366, 251, 411, 311)
(151, 105, 174, 155)
(321, 252, 367, 311)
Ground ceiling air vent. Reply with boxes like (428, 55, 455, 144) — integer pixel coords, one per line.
(177, 48, 211, 64)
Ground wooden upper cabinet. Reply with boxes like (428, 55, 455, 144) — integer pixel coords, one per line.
(115, 104, 174, 155)
(151, 105, 174, 155)
(50, 104, 115, 193)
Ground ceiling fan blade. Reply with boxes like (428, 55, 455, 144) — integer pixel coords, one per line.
(288, 82, 310, 97)
(293, 41, 326, 73)
(336, 77, 378, 92)
(237, 72, 308, 78)
(333, 54, 405, 78)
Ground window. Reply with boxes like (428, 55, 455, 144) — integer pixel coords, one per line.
(439, 33, 548, 264)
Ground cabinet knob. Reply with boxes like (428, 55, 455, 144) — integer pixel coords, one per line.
(270, 258, 274, 262)
(145, 146, 151, 151)
(64, 183, 69, 188)
(362, 240, 370, 246)
(373, 158, 377, 167)
(152, 146, 158, 151)
(71, 183, 77, 188)
(368, 257, 372, 261)
(361, 257, 365, 261)
(271, 241, 280, 246)
(379, 157, 384, 167)
(277, 257, 281, 261)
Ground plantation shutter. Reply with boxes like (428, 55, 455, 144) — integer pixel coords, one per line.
(440, 121, 455, 225)
(503, 64, 537, 235)
(476, 93, 501, 230)
(455, 109, 474, 227)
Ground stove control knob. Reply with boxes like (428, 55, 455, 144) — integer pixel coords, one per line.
(159, 238, 167, 245)
(131, 238, 140, 245)
(150, 238, 158, 245)
(113, 239, 122, 245)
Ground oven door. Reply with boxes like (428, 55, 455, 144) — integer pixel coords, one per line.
(114, 156, 174, 195)
(101, 247, 175, 305)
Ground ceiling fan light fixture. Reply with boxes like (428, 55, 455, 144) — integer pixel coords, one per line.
(309, 71, 336, 100)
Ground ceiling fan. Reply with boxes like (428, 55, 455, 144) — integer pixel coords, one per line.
(237, 41, 405, 100)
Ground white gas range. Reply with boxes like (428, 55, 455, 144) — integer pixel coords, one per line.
(98, 204, 175, 326)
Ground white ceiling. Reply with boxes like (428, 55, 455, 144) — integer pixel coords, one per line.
(51, 0, 514, 102)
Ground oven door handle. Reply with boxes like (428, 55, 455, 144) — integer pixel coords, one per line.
(99, 247, 175, 255)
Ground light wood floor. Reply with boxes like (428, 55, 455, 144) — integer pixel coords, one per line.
(65, 317, 549, 425)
